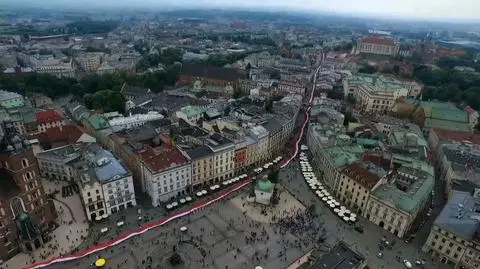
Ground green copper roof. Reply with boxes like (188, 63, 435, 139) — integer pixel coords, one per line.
(256, 179, 273, 192)
(373, 161, 433, 214)
(87, 114, 110, 130)
(430, 107, 468, 123)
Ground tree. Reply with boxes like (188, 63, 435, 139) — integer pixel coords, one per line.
(169, 252, 183, 266)
(265, 99, 273, 112)
(393, 65, 400, 74)
(358, 65, 377, 74)
(245, 62, 251, 70)
(232, 88, 245, 99)
(267, 168, 280, 184)
(269, 70, 281, 80)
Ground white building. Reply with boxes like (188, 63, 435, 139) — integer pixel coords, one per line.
(37, 143, 136, 221)
(20, 53, 75, 78)
(139, 144, 192, 207)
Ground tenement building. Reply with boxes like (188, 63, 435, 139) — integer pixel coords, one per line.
(0, 121, 57, 261)
(139, 143, 191, 207)
(422, 189, 480, 269)
(37, 142, 136, 221)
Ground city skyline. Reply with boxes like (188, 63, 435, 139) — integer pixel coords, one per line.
(1, 0, 480, 22)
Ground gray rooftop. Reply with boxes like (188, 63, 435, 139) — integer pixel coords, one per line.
(434, 190, 480, 240)
(38, 143, 130, 185)
(185, 145, 214, 160)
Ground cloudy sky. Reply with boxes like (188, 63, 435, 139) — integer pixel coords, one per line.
(3, 0, 480, 21)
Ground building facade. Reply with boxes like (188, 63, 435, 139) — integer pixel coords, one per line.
(357, 36, 399, 56)
(139, 144, 191, 206)
(206, 134, 235, 183)
(186, 145, 214, 189)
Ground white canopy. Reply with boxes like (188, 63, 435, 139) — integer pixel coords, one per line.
(185, 197, 192, 201)
(196, 192, 203, 197)
(180, 226, 188, 232)
(202, 190, 207, 195)
(334, 208, 340, 213)
(180, 199, 186, 203)
(343, 216, 350, 222)
(171, 202, 178, 207)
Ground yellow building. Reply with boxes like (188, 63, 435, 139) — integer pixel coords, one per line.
(248, 126, 270, 166)
(186, 145, 214, 189)
(335, 163, 386, 215)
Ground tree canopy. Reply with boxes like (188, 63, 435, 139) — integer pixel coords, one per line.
(413, 64, 480, 110)
(136, 48, 184, 71)
(358, 64, 377, 74)
(0, 64, 182, 113)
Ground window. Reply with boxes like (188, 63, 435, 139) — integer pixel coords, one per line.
(96, 189, 99, 194)
(21, 159, 29, 168)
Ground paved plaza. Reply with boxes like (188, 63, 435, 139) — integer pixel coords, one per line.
(44, 189, 323, 269)
(230, 186, 305, 223)
(3, 179, 89, 269)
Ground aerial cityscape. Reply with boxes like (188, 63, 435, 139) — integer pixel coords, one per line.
(0, 1, 480, 269)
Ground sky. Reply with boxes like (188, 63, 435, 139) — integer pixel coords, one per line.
(2, 0, 480, 22)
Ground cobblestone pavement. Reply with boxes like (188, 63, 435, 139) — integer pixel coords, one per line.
(45, 191, 325, 269)
(279, 163, 453, 269)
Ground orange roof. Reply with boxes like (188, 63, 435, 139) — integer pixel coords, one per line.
(36, 109, 64, 124)
(361, 36, 396, 46)
(341, 163, 380, 190)
(27, 124, 85, 148)
(139, 144, 188, 173)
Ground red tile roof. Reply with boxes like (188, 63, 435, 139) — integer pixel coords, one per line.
(36, 109, 64, 124)
(27, 124, 85, 148)
(341, 163, 380, 190)
(431, 128, 480, 145)
(139, 144, 188, 173)
(361, 36, 396, 46)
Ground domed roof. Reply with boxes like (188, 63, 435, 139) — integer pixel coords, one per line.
(256, 179, 273, 192)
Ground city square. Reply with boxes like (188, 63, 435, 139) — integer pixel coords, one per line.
(43, 186, 324, 269)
